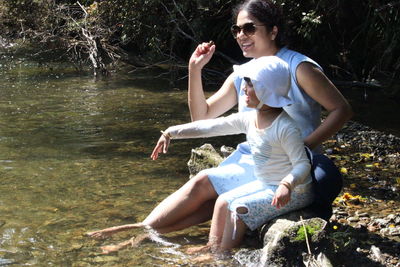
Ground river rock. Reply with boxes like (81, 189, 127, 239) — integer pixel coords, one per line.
(220, 145, 235, 158)
(380, 227, 400, 237)
(347, 216, 360, 222)
(259, 216, 330, 266)
(187, 143, 224, 178)
(355, 211, 370, 217)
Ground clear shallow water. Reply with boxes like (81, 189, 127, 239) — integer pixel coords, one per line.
(1, 53, 398, 266)
(0, 57, 244, 266)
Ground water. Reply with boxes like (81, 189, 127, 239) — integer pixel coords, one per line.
(340, 86, 400, 137)
(0, 56, 242, 266)
(1, 52, 398, 266)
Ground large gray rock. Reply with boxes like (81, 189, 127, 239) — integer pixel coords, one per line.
(259, 216, 331, 266)
(187, 143, 225, 178)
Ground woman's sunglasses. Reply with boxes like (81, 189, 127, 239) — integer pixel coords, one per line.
(230, 23, 265, 39)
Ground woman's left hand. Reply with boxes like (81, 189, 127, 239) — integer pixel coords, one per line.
(271, 184, 291, 209)
(150, 134, 170, 160)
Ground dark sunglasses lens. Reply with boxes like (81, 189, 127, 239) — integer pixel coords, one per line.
(231, 25, 241, 37)
(231, 23, 257, 38)
(243, 23, 256, 35)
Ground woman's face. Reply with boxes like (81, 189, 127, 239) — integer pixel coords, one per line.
(243, 78, 260, 108)
(235, 10, 278, 58)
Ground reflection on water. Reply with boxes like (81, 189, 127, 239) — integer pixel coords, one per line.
(0, 56, 242, 266)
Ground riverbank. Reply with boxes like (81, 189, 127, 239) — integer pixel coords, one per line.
(315, 119, 400, 266)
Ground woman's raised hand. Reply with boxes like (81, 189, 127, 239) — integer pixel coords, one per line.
(189, 41, 215, 71)
(150, 134, 171, 160)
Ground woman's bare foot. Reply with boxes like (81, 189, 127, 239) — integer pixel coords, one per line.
(86, 223, 144, 239)
(192, 253, 214, 263)
(101, 244, 123, 254)
(129, 233, 149, 247)
(86, 228, 119, 239)
(100, 233, 150, 254)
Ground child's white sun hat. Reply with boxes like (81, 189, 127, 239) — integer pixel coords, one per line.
(234, 56, 292, 109)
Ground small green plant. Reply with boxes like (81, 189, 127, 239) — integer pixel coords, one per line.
(295, 224, 319, 241)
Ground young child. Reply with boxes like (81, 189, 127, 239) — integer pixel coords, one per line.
(88, 56, 314, 254)
(151, 56, 314, 252)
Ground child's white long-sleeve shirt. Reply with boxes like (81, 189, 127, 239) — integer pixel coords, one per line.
(165, 110, 311, 189)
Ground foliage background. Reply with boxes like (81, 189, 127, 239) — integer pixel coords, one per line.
(1, 0, 399, 94)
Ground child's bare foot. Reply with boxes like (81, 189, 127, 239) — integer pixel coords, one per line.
(186, 244, 212, 254)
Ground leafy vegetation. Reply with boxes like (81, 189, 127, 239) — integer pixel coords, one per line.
(294, 223, 320, 241)
(1, 0, 399, 94)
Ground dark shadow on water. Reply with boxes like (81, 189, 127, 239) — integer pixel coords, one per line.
(340, 86, 400, 137)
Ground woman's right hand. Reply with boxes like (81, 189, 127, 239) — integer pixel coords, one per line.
(189, 41, 215, 71)
(150, 134, 170, 160)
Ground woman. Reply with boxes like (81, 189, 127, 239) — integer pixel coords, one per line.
(88, 0, 352, 244)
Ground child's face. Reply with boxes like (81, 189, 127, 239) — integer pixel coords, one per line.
(243, 77, 261, 108)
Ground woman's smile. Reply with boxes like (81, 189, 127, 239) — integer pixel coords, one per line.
(236, 10, 278, 58)
(239, 41, 254, 52)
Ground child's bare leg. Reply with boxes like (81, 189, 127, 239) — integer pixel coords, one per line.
(219, 208, 247, 251)
(208, 197, 230, 246)
(187, 197, 229, 254)
(86, 223, 145, 239)
(101, 233, 149, 254)
(142, 173, 217, 229)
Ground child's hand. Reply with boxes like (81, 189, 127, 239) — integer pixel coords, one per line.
(271, 184, 291, 209)
(189, 41, 215, 71)
(150, 134, 170, 160)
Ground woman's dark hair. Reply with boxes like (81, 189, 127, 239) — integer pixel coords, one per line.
(233, 0, 286, 48)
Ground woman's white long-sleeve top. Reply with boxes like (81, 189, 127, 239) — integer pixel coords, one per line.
(165, 110, 311, 189)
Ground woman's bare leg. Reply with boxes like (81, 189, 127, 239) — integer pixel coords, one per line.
(87, 199, 214, 238)
(88, 172, 218, 239)
(95, 200, 215, 254)
(87, 200, 214, 239)
(142, 172, 218, 229)
(153, 199, 215, 233)
(86, 223, 145, 239)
